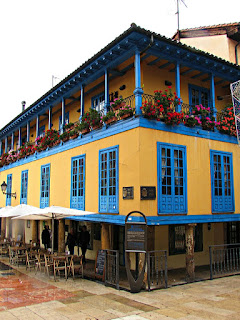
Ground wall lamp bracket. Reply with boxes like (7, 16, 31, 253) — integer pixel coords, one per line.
(1, 181, 16, 199)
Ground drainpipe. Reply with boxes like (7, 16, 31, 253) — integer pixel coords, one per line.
(235, 42, 240, 65)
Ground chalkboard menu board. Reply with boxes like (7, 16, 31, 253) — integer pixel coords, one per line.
(95, 250, 106, 280)
(126, 224, 147, 252)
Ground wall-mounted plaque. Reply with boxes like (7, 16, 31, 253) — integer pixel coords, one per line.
(140, 186, 156, 200)
(123, 186, 134, 199)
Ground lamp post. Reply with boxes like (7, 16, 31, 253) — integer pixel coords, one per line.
(1, 181, 16, 199)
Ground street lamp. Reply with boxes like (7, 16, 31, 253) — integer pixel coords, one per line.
(1, 181, 16, 199)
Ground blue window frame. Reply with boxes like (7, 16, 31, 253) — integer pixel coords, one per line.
(70, 155, 85, 210)
(210, 150, 234, 213)
(92, 92, 105, 113)
(157, 143, 187, 214)
(99, 146, 119, 213)
(59, 111, 69, 130)
(6, 174, 12, 206)
(20, 170, 28, 204)
(39, 125, 45, 138)
(189, 84, 210, 108)
(40, 164, 50, 208)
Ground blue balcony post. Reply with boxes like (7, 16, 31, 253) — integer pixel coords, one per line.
(134, 49, 143, 115)
(0, 141, 2, 156)
(18, 127, 22, 148)
(11, 133, 14, 150)
(175, 62, 181, 112)
(80, 85, 84, 121)
(27, 121, 30, 142)
(36, 115, 39, 139)
(61, 98, 65, 133)
(210, 73, 217, 118)
(48, 106, 52, 130)
(5, 137, 7, 153)
(104, 70, 110, 115)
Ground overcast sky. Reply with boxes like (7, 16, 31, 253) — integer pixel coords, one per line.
(0, 0, 239, 129)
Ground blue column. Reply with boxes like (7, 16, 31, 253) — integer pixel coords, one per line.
(0, 141, 2, 156)
(104, 70, 110, 114)
(61, 98, 65, 133)
(133, 49, 143, 115)
(11, 133, 14, 150)
(210, 73, 217, 118)
(5, 137, 7, 153)
(48, 106, 52, 130)
(27, 121, 30, 142)
(80, 85, 84, 121)
(36, 115, 39, 138)
(18, 127, 22, 148)
(175, 62, 181, 112)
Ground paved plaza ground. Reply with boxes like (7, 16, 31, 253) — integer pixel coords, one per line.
(0, 258, 239, 320)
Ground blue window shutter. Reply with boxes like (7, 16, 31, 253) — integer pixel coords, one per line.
(211, 151, 234, 213)
(20, 170, 28, 204)
(99, 146, 118, 213)
(6, 174, 12, 206)
(71, 155, 85, 210)
(158, 143, 187, 214)
(40, 164, 50, 208)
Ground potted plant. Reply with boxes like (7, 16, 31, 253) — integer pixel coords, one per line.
(60, 131, 70, 142)
(64, 122, 75, 131)
(69, 128, 79, 139)
(77, 121, 90, 134)
(110, 97, 125, 111)
(140, 101, 164, 120)
(154, 87, 181, 113)
(201, 116, 216, 131)
(87, 109, 102, 130)
(118, 105, 134, 119)
(102, 110, 117, 125)
(163, 111, 184, 125)
(184, 114, 201, 127)
(216, 105, 236, 136)
(191, 104, 210, 117)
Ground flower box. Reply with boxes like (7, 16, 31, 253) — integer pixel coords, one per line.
(104, 116, 118, 125)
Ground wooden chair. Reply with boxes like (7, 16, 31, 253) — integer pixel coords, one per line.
(0, 243, 9, 257)
(68, 255, 84, 279)
(35, 252, 45, 273)
(26, 250, 37, 271)
(53, 256, 67, 281)
(44, 254, 54, 277)
(9, 247, 17, 265)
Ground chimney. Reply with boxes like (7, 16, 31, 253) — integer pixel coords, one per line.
(21, 101, 26, 112)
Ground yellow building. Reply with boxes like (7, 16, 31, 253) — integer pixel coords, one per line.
(1, 23, 240, 281)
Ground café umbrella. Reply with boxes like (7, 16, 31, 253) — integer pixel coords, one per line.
(12, 205, 96, 251)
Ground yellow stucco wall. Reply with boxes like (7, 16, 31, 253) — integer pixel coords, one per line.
(181, 35, 230, 62)
(1, 126, 240, 215)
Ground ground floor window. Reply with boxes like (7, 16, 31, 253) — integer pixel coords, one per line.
(169, 224, 203, 255)
(227, 222, 240, 244)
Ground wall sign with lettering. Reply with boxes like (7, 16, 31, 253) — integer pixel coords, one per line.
(140, 186, 156, 200)
(123, 186, 134, 199)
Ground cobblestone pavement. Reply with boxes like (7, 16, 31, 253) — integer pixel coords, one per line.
(0, 258, 239, 320)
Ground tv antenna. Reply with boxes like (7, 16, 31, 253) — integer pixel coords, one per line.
(176, 0, 188, 42)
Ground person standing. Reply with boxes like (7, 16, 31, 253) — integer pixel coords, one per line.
(66, 228, 76, 255)
(79, 226, 90, 263)
(41, 225, 50, 249)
